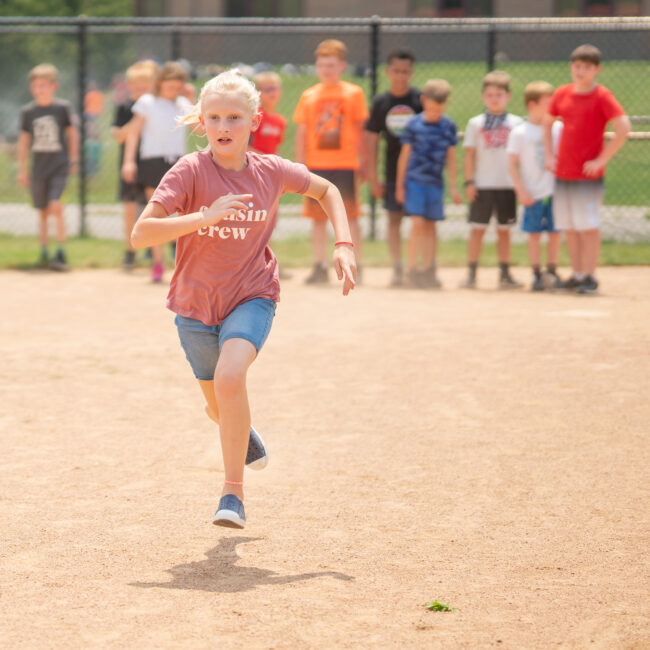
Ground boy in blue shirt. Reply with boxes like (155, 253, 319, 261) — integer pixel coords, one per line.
(396, 79, 461, 288)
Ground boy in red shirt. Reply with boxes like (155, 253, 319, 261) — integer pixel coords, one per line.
(543, 44, 630, 294)
(293, 39, 368, 283)
(250, 71, 286, 155)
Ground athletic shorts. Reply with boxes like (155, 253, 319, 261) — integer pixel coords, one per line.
(383, 182, 402, 212)
(303, 168, 359, 221)
(554, 179, 603, 231)
(174, 298, 276, 381)
(404, 182, 445, 221)
(468, 189, 516, 228)
(521, 197, 557, 233)
(137, 157, 179, 189)
(118, 178, 147, 204)
(31, 173, 68, 210)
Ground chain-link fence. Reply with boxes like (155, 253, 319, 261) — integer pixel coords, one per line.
(1, 16, 648, 244)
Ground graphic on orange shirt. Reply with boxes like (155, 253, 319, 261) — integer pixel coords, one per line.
(315, 99, 343, 150)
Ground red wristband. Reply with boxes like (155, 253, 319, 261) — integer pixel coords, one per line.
(334, 241, 354, 247)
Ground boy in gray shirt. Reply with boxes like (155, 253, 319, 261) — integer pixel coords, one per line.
(18, 63, 78, 269)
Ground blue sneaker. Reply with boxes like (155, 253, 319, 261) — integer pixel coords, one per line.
(245, 425, 268, 470)
(213, 494, 246, 529)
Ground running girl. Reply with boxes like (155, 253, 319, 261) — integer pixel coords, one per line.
(130, 70, 356, 529)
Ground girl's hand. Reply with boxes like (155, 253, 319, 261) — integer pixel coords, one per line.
(121, 161, 137, 183)
(333, 244, 356, 296)
(202, 193, 254, 225)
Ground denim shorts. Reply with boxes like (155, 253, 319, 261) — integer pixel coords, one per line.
(404, 182, 445, 221)
(522, 197, 557, 233)
(174, 298, 276, 380)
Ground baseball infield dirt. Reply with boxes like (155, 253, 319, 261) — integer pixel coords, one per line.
(1, 266, 648, 649)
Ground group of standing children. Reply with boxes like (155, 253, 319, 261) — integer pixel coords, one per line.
(366, 43, 629, 294)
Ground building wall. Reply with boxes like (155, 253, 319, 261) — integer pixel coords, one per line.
(303, 0, 409, 17)
(494, 0, 554, 16)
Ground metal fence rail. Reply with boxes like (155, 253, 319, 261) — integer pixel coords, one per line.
(1, 15, 648, 243)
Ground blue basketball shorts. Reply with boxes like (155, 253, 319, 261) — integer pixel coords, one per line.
(521, 197, 557, 233)
(404, 182, 445, 221)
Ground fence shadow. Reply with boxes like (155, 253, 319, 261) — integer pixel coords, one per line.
(130, 536, 354, 593)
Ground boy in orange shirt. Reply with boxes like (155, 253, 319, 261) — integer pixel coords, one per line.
(293, 40, 368, 283)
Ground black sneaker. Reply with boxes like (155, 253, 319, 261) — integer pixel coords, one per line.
(37, 249, 50, 268)
(459, 273, 476, 289)
(123, 250, 136, 270)
(531, 274, 545, 292)
(499, 273, 523, 290)
(305, 263, 329, 284)
(577, 275, 599, 295)
(558, 275, 582, 291)
(49, 249, 68, 271)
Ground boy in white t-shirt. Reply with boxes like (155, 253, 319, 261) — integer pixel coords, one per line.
(508, 81, 563, 291)
(462, 71, 523, 289)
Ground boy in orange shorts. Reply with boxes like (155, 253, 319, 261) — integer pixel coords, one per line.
(293, 39, 368, 283)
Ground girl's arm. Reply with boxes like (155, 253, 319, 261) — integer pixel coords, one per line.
(446, 145, 462, 204)
(302, 173, 356, 295)
(130, 192, 254, 249)
(121, 113, 145, 182)
(395, 143, 411, 205)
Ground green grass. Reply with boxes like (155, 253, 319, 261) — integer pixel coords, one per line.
(1, 59, 647, 208)
(2, 232, 648, 270)
(424, 600, 457, 612)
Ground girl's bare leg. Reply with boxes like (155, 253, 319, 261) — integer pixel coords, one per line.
(213, 338, 257, 502)
(198, 379, 219, 424)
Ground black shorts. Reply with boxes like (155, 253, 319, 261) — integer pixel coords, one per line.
(137, 157, 179, 189)
(118, 178, 147, 204)
(468, 189, 516, 228)
(31, 173, 68, 210)
(304, 168, 359, 220)
(383, 182, 402, 213)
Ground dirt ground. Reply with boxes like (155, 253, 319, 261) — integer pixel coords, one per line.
(1, 266, 649, 649)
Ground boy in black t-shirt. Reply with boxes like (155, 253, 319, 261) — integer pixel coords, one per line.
(111, 60, 157, 269)
(17, 63, 78, 270)
(365, 49, 422, 286)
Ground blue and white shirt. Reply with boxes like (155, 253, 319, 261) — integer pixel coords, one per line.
(401, 113, 458, 188)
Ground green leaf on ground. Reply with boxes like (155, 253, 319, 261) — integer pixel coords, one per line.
(424, 600, 457, 612)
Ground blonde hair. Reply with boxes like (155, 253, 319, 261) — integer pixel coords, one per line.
(315, 39, 347, 61)
(422, 78, 451, 103)
(29, 63, 58, 83)
(524, 80, 554, 105)
(179, 68, 260, 129)
(126, 59, 159, 83)
(482, 70, 511, 93)
(253, 71, 281, 89)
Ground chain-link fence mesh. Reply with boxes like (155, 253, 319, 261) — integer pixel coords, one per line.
(1, 16, 648, 245)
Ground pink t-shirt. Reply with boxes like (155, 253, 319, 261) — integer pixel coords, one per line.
(151, 151, 311, 325)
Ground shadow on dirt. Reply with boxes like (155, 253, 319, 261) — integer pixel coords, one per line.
(129, 536, 354, 593)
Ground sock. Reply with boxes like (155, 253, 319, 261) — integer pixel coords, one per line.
(468, 262, 478, 279)
(499, 262, 510, 278)
(547, 263, 557, 275)
(532, 265, 541, 277)
(573, 271, 585, 281)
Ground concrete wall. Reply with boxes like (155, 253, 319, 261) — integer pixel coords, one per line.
(494, 0, 554, 17)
